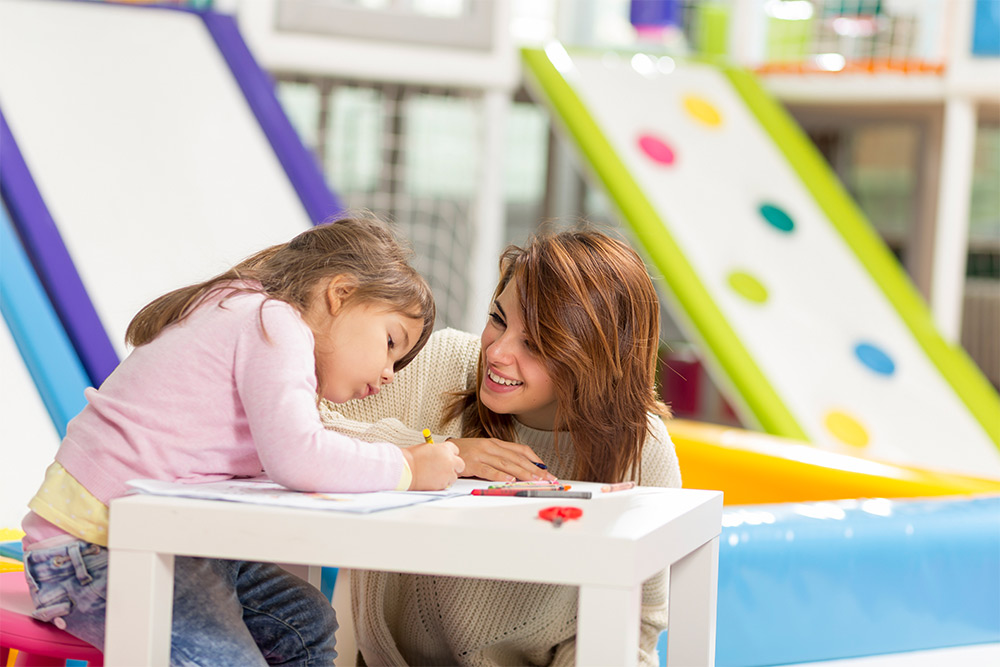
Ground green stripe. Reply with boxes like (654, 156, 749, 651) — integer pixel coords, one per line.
(725, 66, 1000, 447)
(521, 47, 808, 439)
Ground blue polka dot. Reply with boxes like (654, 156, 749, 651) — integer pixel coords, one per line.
(760, 204, 795, 233)
(855, 342, 895, 376)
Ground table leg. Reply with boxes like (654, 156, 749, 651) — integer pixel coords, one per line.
(666, 535, 719, 667)
(106, 548, 175, 667)
(577, 583, 641, 667)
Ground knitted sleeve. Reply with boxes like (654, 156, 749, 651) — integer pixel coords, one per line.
(319, 328, 480, 445)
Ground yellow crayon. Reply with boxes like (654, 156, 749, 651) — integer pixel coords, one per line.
(422, 428, 434, 444)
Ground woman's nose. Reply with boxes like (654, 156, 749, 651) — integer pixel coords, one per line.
(486, 334, 513, 364)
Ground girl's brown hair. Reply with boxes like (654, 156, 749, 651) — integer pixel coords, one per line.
(125, 215, 435, 373)
(449, 228, 669, 483)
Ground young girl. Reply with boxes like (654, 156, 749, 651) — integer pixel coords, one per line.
(322, 227, 681, 666)
(20, 215, 464, 665)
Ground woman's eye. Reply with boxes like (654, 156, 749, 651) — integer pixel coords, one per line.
(488, 312, 505, 327)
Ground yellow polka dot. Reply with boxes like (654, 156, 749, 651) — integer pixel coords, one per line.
(825, 410, 869, 447)
(684, 95, 722, 127)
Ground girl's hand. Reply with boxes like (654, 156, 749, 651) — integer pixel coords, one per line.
(449, 438, 558, 483)
(401, 441, 465, 490)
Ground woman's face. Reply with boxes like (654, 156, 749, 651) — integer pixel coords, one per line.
(479, 280, 558, 430)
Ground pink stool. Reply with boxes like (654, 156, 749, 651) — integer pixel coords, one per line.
(0, 572, 103, 666)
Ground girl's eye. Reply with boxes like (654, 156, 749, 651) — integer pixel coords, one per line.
(387, 335, 395, 350)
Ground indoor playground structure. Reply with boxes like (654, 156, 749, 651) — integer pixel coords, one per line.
(1, 1, 998, 666)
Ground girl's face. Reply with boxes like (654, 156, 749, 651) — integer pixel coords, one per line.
(479, 280, 558, 430)
(310, 283, 424, 404)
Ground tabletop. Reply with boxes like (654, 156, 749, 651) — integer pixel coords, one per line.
(107, 484, 723, 666)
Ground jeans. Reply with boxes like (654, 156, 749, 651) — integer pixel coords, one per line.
(24, 540, 338, 666)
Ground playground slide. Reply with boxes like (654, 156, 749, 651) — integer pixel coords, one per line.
(522, 44, 1000, 479)
(0, 0, 340, 528)
(0, 0, 339, 387)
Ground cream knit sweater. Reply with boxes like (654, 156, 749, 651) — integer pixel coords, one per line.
(320, 328, 682, 667)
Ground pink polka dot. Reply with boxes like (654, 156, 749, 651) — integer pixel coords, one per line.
(638, 134, 676, 165)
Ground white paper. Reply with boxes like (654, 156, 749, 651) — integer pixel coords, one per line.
(125, 477, 463, 513)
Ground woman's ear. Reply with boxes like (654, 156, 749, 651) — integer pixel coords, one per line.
(324, 275, 357, 315)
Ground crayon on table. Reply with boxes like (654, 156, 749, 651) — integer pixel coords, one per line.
(472, 487, 572, 496)
(516, 490, 591, 499)
(600, 481, 636, 493)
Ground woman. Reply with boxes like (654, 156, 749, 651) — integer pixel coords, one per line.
(321, 227, 681, 666)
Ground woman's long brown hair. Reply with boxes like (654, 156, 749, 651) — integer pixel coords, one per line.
(448, 228, 669, 483)
(124, 215, 435, 373)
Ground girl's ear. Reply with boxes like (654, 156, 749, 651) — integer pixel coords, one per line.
(324, 275, 357, 315)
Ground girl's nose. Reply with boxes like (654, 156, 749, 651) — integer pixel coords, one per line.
(381, 365, 395, 385)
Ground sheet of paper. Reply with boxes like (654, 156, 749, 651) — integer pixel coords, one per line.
(126, 477, 462, 513)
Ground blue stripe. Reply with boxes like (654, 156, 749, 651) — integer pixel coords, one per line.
(0, 204, 90, 435)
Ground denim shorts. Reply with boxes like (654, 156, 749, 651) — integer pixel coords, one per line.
(23, 540, 108, 650)
(24, 539, 338, 666)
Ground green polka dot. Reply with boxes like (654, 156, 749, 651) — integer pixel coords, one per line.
(728, 271, 769, 303)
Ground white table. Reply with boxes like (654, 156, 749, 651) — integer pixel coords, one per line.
(106, 486, 722, 666)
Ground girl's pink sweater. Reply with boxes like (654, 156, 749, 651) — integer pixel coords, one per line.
(23, 289, 406, 543)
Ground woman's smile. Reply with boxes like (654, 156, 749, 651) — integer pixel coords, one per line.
(485, 366, 523, 389)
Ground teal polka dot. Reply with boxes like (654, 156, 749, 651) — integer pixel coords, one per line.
(854, 342, 895, 376)
(760, 204, 795, 233)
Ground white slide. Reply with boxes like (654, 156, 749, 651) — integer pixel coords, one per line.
(0, 0, 326, 376)
(523, 44, 1000, 477)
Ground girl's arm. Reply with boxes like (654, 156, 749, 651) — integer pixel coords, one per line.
(235, 302, 415, 492)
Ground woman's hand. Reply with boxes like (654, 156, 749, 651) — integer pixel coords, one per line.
(449, 438, 558, 483)
(402, 441, 465, 490)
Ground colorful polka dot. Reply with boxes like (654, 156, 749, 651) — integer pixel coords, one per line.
(854, 342, 895, 376)
(638, 133, 676, 165)
(728, 271, 769, 303)
(684, 95, 722, 127)
(825, 410, 870, 447)
(759, 203, 795, 233)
